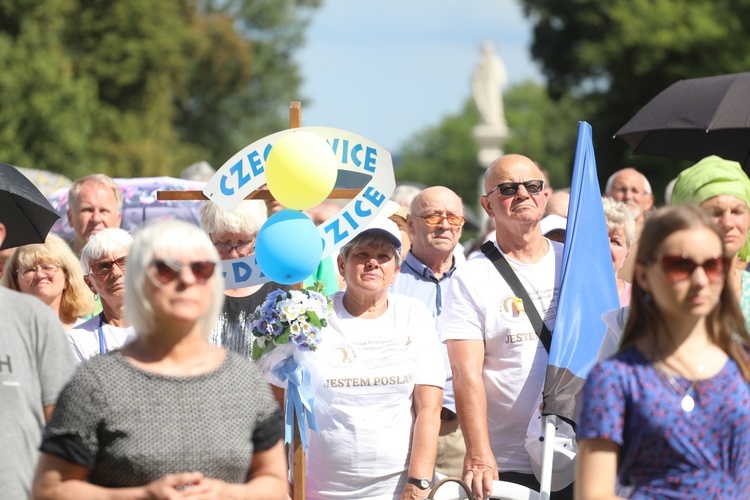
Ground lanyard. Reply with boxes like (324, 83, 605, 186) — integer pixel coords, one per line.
(97, 312, 106, 355)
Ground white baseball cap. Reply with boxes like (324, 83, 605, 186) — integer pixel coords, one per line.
(361, 217, 402, 250)
(540, 214, 567, 236)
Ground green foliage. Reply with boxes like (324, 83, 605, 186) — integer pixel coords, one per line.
(0, 0, 320, 179)
(0, 0, 98, 179)
(520, 0, 750, 199)
(395, 100, 481, 211)
(395, 80, 584, 214)
(502, 81, 588, 189)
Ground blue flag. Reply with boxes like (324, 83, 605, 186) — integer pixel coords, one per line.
(542, 122, 620, 425)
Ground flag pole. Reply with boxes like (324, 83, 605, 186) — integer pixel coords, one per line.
(539, 415, 556, 500)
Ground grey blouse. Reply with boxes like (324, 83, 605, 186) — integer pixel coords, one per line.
(41, 350, 283, 487)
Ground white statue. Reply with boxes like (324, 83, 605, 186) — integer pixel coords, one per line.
(472, 41, 507, 129)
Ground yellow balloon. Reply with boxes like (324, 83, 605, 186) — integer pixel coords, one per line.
(265, 131, 338, 211)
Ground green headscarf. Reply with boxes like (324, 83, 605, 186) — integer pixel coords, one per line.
(671, 155, 750, 261)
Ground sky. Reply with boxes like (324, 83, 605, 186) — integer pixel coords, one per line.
(296, 0, 543, 155)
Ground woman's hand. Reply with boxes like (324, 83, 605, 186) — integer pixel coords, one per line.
(143, 472, 204, 499)
(178, 477, 228, 499)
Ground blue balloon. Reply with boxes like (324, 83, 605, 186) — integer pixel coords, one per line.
(255, 209, 323, 285)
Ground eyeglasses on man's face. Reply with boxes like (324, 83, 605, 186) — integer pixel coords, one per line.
(417, 214, 466, 228)
(89, 256, 127, 276)
(17, 262, 62, 281)
(487, 180, 545, 197)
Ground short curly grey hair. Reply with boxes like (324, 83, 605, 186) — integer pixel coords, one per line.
(199, 200, 267, 237)
(602, 197, 637, 248)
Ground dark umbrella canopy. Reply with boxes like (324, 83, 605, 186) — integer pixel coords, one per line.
(615, 72, 750, 168)
(0, 162, 61, 250)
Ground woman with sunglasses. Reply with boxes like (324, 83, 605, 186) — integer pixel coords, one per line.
(33, 220, 287, 499)
(577, 205, 750, 499)
(67, 228, 134, 361)
(3, 233, 94, 332)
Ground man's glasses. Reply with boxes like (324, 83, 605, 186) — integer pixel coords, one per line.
(487, 180, 545, 197)
(89, 256, 127, 276)
(645, 254, 728, 284)
(611, 186, 649, 197)
(418, 214, 466, 227)
(17, 262, 62, 281)
(210, 234, 255, 256)
(150, 259, 217, 285)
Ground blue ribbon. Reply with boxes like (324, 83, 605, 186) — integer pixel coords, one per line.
(271, 357, 319, 450)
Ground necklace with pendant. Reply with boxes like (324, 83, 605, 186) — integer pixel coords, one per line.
(656, 361, 705, 412)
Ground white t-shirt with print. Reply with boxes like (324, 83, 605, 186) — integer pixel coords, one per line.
(305, 292, 446, 500)
(67, 314, 135, 362)
(441, 239, 563, 474)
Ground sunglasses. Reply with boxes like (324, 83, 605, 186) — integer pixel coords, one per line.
(487, 180, 545, 197)
(150, 259, 217, 285)
(645, 254, 728, 283)
(418, 214, 466, 227)
(89, 256, 127, 276)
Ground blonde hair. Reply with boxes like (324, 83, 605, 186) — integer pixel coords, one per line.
(125, 220, 224, 337)
(3, 233, 94, 320)
(68, 174, 123, 211)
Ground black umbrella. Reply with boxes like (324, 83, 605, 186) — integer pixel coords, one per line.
(0, 162, 61, 250)
(615, 72, 750, 168)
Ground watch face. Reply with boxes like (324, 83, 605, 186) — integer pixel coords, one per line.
(408, 477, 431, 490)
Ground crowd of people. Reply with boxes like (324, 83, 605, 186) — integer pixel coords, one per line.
(2, 152, 750, 499)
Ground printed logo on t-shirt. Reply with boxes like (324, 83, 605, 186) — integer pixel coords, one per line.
(0, 354, 20, 387)
(504, 331, 539, 344)
(498, 295, 526, 324)
(321, 336, 417, 390)
(325, 343, 357, 368)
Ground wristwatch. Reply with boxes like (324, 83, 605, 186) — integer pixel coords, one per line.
(407, 477, 431, 490)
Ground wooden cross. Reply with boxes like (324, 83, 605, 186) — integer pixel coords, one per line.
(156, 103, 359, 203)
(157, 101, 354, 499)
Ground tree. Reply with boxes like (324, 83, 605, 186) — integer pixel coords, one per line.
(519, 0, 750, 199)
(0, 0, 320, 179)
(395, 80, 584, 216)
(64, 0, 203, 178)
(0, 0, 98, 180)
(502, 80, 590, 189)
(175, 0, 322, 168)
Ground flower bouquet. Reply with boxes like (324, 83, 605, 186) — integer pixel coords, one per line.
(251, 281, 330, 362)
(250, 281, 331, 449)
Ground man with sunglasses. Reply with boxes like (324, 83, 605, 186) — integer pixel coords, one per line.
(0, 221, 77, 498)
(442, 154, 571, 500)
(391, 186, 467, 478)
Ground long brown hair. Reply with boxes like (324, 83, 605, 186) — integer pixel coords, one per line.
(619, 204, 750, 382)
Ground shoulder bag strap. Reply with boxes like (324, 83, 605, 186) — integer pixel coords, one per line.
(480, 240, 552, 353)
